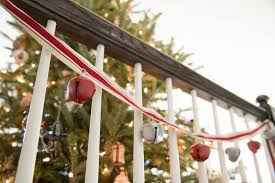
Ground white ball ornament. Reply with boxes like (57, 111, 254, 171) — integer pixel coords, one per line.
(141, 122, 164, 144)
(13, 49, 29, 65)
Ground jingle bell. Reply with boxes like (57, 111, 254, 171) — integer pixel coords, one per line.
(141, 122, 164, 144)
(190, 143, 210, 162)
(247, 140, 261, 154)
(67, 76, 96, 104)
(225, 147, 240, 162)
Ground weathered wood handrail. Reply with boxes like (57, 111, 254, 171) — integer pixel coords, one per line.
(9, 0, 266, 119)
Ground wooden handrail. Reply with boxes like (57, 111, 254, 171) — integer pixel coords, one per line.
(9, 0, 266, 119)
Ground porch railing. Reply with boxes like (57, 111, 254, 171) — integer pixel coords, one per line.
(2, 0, 275, 182)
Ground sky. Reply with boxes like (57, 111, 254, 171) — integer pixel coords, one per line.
(1, 0, 275, 182)
(137, 0, 275, 107)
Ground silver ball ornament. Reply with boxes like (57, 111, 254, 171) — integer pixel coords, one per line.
(141, 122, 164, 144)
(225, 147, 240, 162)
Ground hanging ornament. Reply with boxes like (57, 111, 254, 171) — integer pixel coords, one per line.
(67, 76, 96, 104)
(114, 171, 130, 183)
(21, 106, 29, 129)
(190, 143, 210, 162)
(80, 142, 88, 157)
(102, 164, 112, 176)
(264, 128, 275, 140)
(108, 0, 118, 11)
(20, 92, 32, 109)
(21, 115, 28, 129)
(109, 143, 125, 165)
(114, 16, 120, 26)
(61, 69, 71, 77)
(41, 132, 59, 153)
(247, 140, 261, 154)
(52, 104, 66, 138)
(41, 104, 66, 157)
(225, 147, 240, 162)
(12, 49, 29, 65)
(141, 122, 164, 144)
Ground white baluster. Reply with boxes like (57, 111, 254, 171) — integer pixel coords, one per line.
(166, 78, 181, 183)
(15, 20, 56, 183)
(191, 89, 208, 183)
(260, 134, 275, 182)
(244, 116, 263, 183)
(211, 100, 229, 183)
(85, 44, 104, 183)
(229, 108, 247, 182)
(133, 63, 145, 183)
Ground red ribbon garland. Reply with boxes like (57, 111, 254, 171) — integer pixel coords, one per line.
(0, 0, 269, 142)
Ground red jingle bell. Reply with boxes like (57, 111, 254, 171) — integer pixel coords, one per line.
(190, 143, 210, 162)
(67, 76, 96, 104)
(247, 140, 261, 154)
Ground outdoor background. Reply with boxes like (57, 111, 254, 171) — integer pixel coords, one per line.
(0, 0, 275, 182)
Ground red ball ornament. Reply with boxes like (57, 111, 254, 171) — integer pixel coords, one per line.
(190, 143, 210, 162)
(247, 140, 261, 154)
(67, 76, 96, 104)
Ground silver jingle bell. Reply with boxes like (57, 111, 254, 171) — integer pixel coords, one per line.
(141, 122, 164, 144)
(264, 128, 275, 141)
(225, 147, 240, 162)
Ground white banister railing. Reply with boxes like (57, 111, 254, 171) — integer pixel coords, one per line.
(166, 78, 181, 183)
(211, 100, 229, 183)
(15, 20, 57, 183)
(229, 108, 247, 182)
(85, 44, 105, 183)
(133, 63, 145, 183)
(254, 117, 275, 182)
(244, 115, 263, 183)
(191, 89, 209, 183)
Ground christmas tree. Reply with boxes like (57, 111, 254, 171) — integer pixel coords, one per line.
(0, 0, 203, 182)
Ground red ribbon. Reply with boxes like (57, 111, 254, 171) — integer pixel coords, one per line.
(0, 0, 269, 142)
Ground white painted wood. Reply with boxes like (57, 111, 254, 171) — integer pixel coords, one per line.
(133, 63, 145, 183)
(260, 135, 275, 182)
(244, 114, 275, 182)
(166, 78, 181, 183)
(191, 89, 209, 183)
(211, 100, 229, 183)
(85, 44, 105, 183)
(15, 20, 56, 183)
(244, 116, 263, 183)
(229, 108, 247, 183)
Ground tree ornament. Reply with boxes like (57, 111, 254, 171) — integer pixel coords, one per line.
(114, 16, 120, 26)
(225, 147, 240, 162)
(264, 128, 275, 140)
(190, 143, 210, 162)
(109, 143, 125, 165)
(141, 122, 164, 144)
(21, 115, 28, 129)
(61, 69, 71, 77)
(41, 104, 66, 157)
(41, 132, 59, 154)
(67, 76, 96, 104)
(12, 49, 29, 65)
(20, 92, 32, 109)
(108, 0, 118, 11)
(114, 171, 130, 183)
(247, 140, 261, 153)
